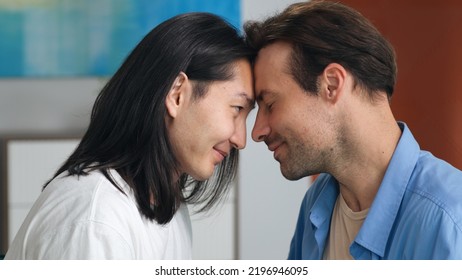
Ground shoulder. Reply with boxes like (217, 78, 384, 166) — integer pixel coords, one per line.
(46, 170, 134, 212)
(409, 152, 462, 207)
(6, 170, 142, 259)
(29, 170, 141, 240)
(57, 169, 140, 222)
(404, 151, 462, 230)
(413, 151, 462, 186)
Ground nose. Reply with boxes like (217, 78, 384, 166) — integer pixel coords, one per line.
(230, 120, 247, 150)
(251, 109, 270, 142)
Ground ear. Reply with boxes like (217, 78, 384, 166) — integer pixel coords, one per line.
(165, 72, 189, 118)
(319, 63, 347, 104)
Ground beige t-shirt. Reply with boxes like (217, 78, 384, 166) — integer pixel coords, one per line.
(323, 193, 369, 260)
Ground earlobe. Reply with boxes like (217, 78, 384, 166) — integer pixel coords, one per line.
(165, 72, 188, 118)
(322, 63, 346, 103)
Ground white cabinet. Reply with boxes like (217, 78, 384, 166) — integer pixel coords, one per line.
(1, 138, 80, 252)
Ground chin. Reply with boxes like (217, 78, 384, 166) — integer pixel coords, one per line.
(190, 169, 214, 181)
(280, 165, 304, 181)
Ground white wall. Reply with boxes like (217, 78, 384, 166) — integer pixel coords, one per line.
(0, 0, 307, 259)
(242, 0, 300, 20)
(238, 110, 310, 260)
(239, 0, 309, 260)
(0, 78, 103, 135)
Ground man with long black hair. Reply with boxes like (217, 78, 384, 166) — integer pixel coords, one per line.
(6, 12, 255, 259)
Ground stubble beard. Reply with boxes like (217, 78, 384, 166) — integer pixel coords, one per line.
(279, 140, 327, 181)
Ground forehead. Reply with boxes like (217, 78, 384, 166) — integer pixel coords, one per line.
(254, 42, 293, 94)
(256, 41, 293, 69)
(201, 59, 254, 103)
(228, 59, 254, 101)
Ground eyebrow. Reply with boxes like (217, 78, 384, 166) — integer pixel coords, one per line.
(256, 89, 274, 102)
(236, 92, 256, 110)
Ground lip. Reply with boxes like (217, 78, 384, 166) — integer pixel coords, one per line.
(266, 142, 283, 160)
(213, 148, 228, 162)
(267, 142, 281, 152)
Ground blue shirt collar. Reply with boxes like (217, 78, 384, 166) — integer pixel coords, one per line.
(310, 175, 339, 258)
(352, 122, 421, 257)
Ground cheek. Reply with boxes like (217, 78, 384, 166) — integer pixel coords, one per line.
(268, 107, 293, 130)
(216, 118, 237, 140)
(200, 109, 236, 142)
(275, 108, 312, 139)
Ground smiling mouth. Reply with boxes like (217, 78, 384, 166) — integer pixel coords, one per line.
(267, 142, 281, 153)
(213, 148, 228, 162)
(266, 142, 283, 160)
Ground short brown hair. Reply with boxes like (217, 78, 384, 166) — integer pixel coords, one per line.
(244, 0, 397, 99)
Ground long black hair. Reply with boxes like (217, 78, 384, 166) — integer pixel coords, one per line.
(45, 13, 255, 224)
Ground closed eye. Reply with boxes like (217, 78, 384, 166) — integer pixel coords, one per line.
(265, 102, 274, 112)
(256, 90, 275, 113)
(234, 105, 244, 113)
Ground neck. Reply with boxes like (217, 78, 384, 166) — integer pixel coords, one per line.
(333, 96, 401, 212)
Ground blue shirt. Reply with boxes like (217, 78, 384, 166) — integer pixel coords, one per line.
(288, 122, 462, 259)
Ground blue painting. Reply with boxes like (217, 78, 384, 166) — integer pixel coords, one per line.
(0, 0, 240, 77)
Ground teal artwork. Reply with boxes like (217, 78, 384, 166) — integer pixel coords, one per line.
(0, 0, 240, 77)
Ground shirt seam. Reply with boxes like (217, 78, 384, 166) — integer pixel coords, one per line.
(410, 187, 462, 232)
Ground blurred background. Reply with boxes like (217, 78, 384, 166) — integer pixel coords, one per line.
(0, 0, 461, 259)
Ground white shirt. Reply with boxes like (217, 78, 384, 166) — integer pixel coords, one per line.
(5, 169, 192, 259)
